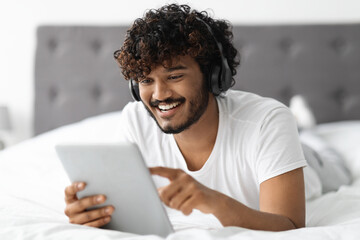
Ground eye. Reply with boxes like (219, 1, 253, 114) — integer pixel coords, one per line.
(139, 79, 152, 85)
(168, 75, 183, 80)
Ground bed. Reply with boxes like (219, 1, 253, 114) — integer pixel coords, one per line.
(0, 24, 360, 239)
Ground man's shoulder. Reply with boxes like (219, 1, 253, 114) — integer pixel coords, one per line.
(222, 90, 287, 110)
(120, 101, 162, 141)
(122, 101, 148, 115)
(121, 101, 153, 126)
(219, 90, 289, 123)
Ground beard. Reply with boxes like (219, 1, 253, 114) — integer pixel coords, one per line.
(142, 82, 209, 134)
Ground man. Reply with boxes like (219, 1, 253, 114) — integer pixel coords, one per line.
(64, 4, 307, 231)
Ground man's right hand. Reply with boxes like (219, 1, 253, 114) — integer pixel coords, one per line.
(64, 182, 115, 227)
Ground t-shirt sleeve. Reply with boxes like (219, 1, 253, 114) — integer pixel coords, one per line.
(256, 106, 307, 184)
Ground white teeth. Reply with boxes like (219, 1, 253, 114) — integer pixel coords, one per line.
(158, 102, 181, 111)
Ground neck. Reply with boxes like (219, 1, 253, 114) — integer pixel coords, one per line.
(173, 95, 219, 170)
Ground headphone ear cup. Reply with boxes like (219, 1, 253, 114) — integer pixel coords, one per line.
(209, 64, 221, 95)
(220, 57, 232, 92)
(195, 17, 233, 95)
(129, 80, 141, 101)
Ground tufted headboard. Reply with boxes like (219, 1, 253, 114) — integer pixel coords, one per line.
(34, 24, 360, 135)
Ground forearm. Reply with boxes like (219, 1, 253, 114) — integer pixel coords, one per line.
(151, 167, 305, 231)
(212, 192, 299, 231)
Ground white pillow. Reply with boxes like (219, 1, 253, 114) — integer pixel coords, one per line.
(312, 121, 360, 179)
(300, 131, 352, 193)
(289, 95, 317, 129)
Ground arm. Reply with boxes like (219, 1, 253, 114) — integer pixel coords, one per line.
(150, 167, 305, 231)
(215, 167, 305, 230)
(64, 182, 115, 227)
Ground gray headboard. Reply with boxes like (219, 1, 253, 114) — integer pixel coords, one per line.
(34, 24, 360, 135)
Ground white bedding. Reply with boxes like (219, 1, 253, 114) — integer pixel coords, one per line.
(0, 112, 359, 240)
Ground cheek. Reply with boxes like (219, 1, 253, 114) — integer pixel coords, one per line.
(182, 81, 204, 99)
(139, 87, 150, 102)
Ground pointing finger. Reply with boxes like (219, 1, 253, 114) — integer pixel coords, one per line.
(149, 167, 182, 181)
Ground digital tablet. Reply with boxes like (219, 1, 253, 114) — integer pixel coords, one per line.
(55, 143, 174, 237)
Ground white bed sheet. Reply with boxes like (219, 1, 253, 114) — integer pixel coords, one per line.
(0, 113, 359, 240)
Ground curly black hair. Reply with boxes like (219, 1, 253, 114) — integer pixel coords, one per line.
(115, 3, 240, 92)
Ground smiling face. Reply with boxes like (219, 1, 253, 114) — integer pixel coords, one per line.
(139, 55, 209, 134)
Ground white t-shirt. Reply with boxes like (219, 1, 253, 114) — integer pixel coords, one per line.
(119, 90, 307, 229)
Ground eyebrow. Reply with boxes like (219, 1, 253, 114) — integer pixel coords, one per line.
(165, 65, 188, 72)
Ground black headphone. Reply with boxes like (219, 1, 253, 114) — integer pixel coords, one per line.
(128, 17, 232, 101)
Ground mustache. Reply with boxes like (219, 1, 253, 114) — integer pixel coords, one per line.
(150, 98, 185, 107)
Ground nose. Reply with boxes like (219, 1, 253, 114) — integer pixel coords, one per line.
(152, 80, 172, 101)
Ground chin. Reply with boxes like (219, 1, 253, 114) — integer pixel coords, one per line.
(158, 120, 193, 134)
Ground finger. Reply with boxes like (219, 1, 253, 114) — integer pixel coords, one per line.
(168, 177, 199, 210)
(84, 216, 112, 228)
(70, 206, 115, 225)
(149, 167, 182, 181)
(65, 195, 106, 216)
(158, 182, 183, 206)
(179, 195, 196, 216)
(169, 188, 192, 210)
(64, 182, 86, 204)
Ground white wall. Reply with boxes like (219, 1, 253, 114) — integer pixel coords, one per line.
(1, 0, 359, 145)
